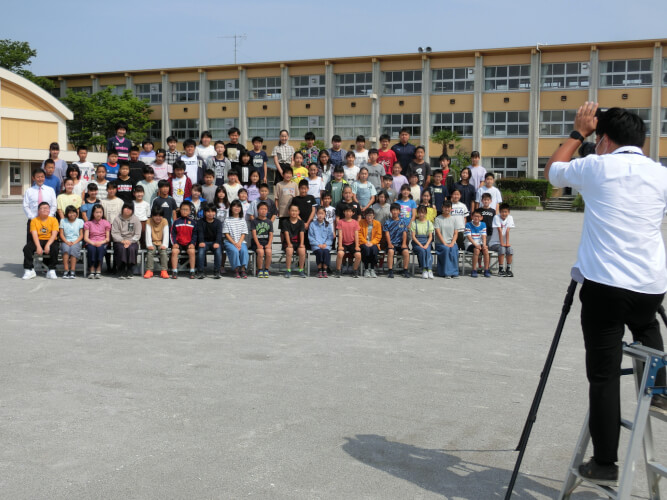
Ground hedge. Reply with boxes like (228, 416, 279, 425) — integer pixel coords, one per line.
(496, 178, 552, 200)
(502, 189, 542, 207)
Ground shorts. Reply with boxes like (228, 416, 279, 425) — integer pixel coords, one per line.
(388, 245, 407, 253)
(252, 242, 270, 252)
(339, 243, 359, 254)
(61, 241, 82, 258)
(282, 237, 301, 251)
(496, 245, 513, 255)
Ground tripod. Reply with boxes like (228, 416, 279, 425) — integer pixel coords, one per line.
(504, 280, 667, 498)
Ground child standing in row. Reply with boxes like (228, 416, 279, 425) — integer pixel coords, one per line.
(58, 205, 84, 278)
(308, 206, 334, 278)
(489, 203, 515, 277)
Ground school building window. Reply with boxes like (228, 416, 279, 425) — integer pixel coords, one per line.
(431, 67, 474, 93)
(335, 72, 372, 97)
(172, 81, 199, 102)
(624, 108, 651, 133)
(147, 120, 162, 142)
(135, 83, 162, 104)
(540, 62, 590, 89)
(248, 116, 281, 139)
(600, 59, 652, 87)
(431, 112, 473, 137)
(333, 115, 372, 140)
(662, 108, 667, 135)
(69, 86, 92, 95)
(290, 116, 325, 139)
(483, 111, 529, 136)
(248, 77, 281, 100)
(381, 113, 421, 138)
(382, 70, 422, 95)
(484, 65, 530, 91)
(209, 79, 239, 101)
(101, 84, 126, 96)
(663, 59, 667, 86)
(170, 119, 199, 141)
(291, 75, 325, 98)
(50, 87, 61, 98)
(539, 110, 576, 136)
(537, 158, 549, 179)
(209, 118, 240, 141)
(482, 157, 526, 178)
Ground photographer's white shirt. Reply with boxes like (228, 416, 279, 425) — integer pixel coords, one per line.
(549, 146, 667, 294)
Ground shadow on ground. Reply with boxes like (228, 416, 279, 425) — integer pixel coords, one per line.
(342, 434, 603, 499)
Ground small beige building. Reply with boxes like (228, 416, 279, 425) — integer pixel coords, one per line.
(0, 67, 73, 198)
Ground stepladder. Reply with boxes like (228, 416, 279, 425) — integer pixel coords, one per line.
(559, 343, 667, 499)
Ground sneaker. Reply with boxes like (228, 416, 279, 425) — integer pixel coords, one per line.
(87, 272, 95, 280)
(236, 270, 241, 279)
(94, 272, 102, 279)
(484, 269, 491, 278)
(471, 270, 478, 278)
(143, 270, 154, 279)
(241, 269, 248, 279)
(422, 271, 429, 279)
(213, 272, 222, 279)
(427, 270, 434, 279)
(651, 394, 667, 416)
(171, 271, 178, 279)
(577, 458, 618, 487)
(498, 268, 506, 277)
(318, 270, 323, 278)
(160, 270, 170, 279)
(189, 271, 196, 279)
(322, 271, 328, 278)
(126, 269, 133, 279)
(444, 275, 452, 279)
(506, 269, 514, 278)
(219, 267, 227, 275)
(299, 271, 306, 278)
(118, 271, 126, 280)
(387, 270, 394, 279)
(284, 270, 291, 279)
(370, 269, 377, 278)
(335, 270, 341, 278)
(265, 270, 270, 278)
(402, 270, 410, 278)
(352, 270, 359, 278)
(62, 271, 70, 279)
(197, 271, 205, 279)
(451, 275, 460, 279)
(22, 269, 36, 280)
(364, 269, 371, 278)
(44, 270, 56, 279)
(69, 272, 76, 280)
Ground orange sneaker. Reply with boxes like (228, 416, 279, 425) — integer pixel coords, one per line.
(160, 270, 170, 279)
(143, 270, 154, 279)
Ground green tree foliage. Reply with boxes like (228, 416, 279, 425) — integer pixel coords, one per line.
(60, 87, 153, 150)
(430, 129, 470, 179)
(0, 39, 54, 90)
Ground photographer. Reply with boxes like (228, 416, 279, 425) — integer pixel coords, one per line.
(545, 102, 667, 485)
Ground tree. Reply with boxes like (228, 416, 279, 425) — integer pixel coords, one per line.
(430, 129, 470, 179)
(60, 87, 154, 150)
(0, 39, 54, 90)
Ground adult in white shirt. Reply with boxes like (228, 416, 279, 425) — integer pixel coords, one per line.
(23, 168, 57, 239)
(546, 102, 667, 484)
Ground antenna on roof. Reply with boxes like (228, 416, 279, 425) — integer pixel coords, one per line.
(218, 34, 248, 64)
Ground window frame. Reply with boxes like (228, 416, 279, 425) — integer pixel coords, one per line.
(171, 81, 200, 103)
(135, 83, 163, 104)
(290, 75, 325, 99)
(209, 79, 240, 102)
(381, 113, 422, 139)
(382, 70, 422, 96)
(169, 118, 200, 141)
(431, 67, 475, 93)
(208, 118, 240, 141)
(484, 64, 531, 92)
(334, 72, 373, 97)
(539, 109, 577, 137)
(248, 77, 281, 100)
(290, 115, 325, 139)
(540, 62, 590, 89)
(599, 59, 653, 88)
(483, 111, 530, 137)
(431, 112, 474, 137)
(247, 116, 281, 140)
(333, 114, 372, 140)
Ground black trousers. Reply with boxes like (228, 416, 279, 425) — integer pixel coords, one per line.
(23, 239, 59, 270)
(580, 279, 665, 464)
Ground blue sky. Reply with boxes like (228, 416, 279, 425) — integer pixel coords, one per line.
(4, 0, 667, 76)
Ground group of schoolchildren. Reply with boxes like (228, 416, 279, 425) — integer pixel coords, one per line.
(21, 122, 515, 281)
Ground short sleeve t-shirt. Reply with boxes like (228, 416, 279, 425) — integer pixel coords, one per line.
(59, 217, 84, 242)
(377, 149, 398, 175)
(366, 164, 385, 190)
(434, 215, 457, 244)
(57, 193, 82, 213)
(410, 219, 433, 237)
(382, 218, 409, 246)
(292, 195, 317, 223)
(31, 216, 59, 240)
(396, 199, 417, 221)
(251, 218, 273, 246)
(489, 214, 515, 246)
(248, 150, 268, 180)
(276, 181, 298, 217)
(307, 177, 325, 199)
(335, 200, 361, 219)
(408, 161, 431, 187)
(84, 218, 111, 242)
(280, 218, 305, 245)
(151, 196, 178, 226)
(464, 221, 487, 248)
(225, 143, 247, 169)
(337, 218, 360, 246)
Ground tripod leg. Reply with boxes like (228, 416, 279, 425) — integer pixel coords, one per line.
(505, 279, 578, 499)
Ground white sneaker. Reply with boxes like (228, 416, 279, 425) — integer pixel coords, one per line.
(46, 270, 57, 280)
(422, 271, 429, 279)
(370, 269, 377, 278)
(364, 269, 371, 278)
(22, 269, 36, 280)
(428, 270, 434, 279)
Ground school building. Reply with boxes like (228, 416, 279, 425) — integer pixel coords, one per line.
(0, 67, 74, 198)
(48, 38, 667, 179)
